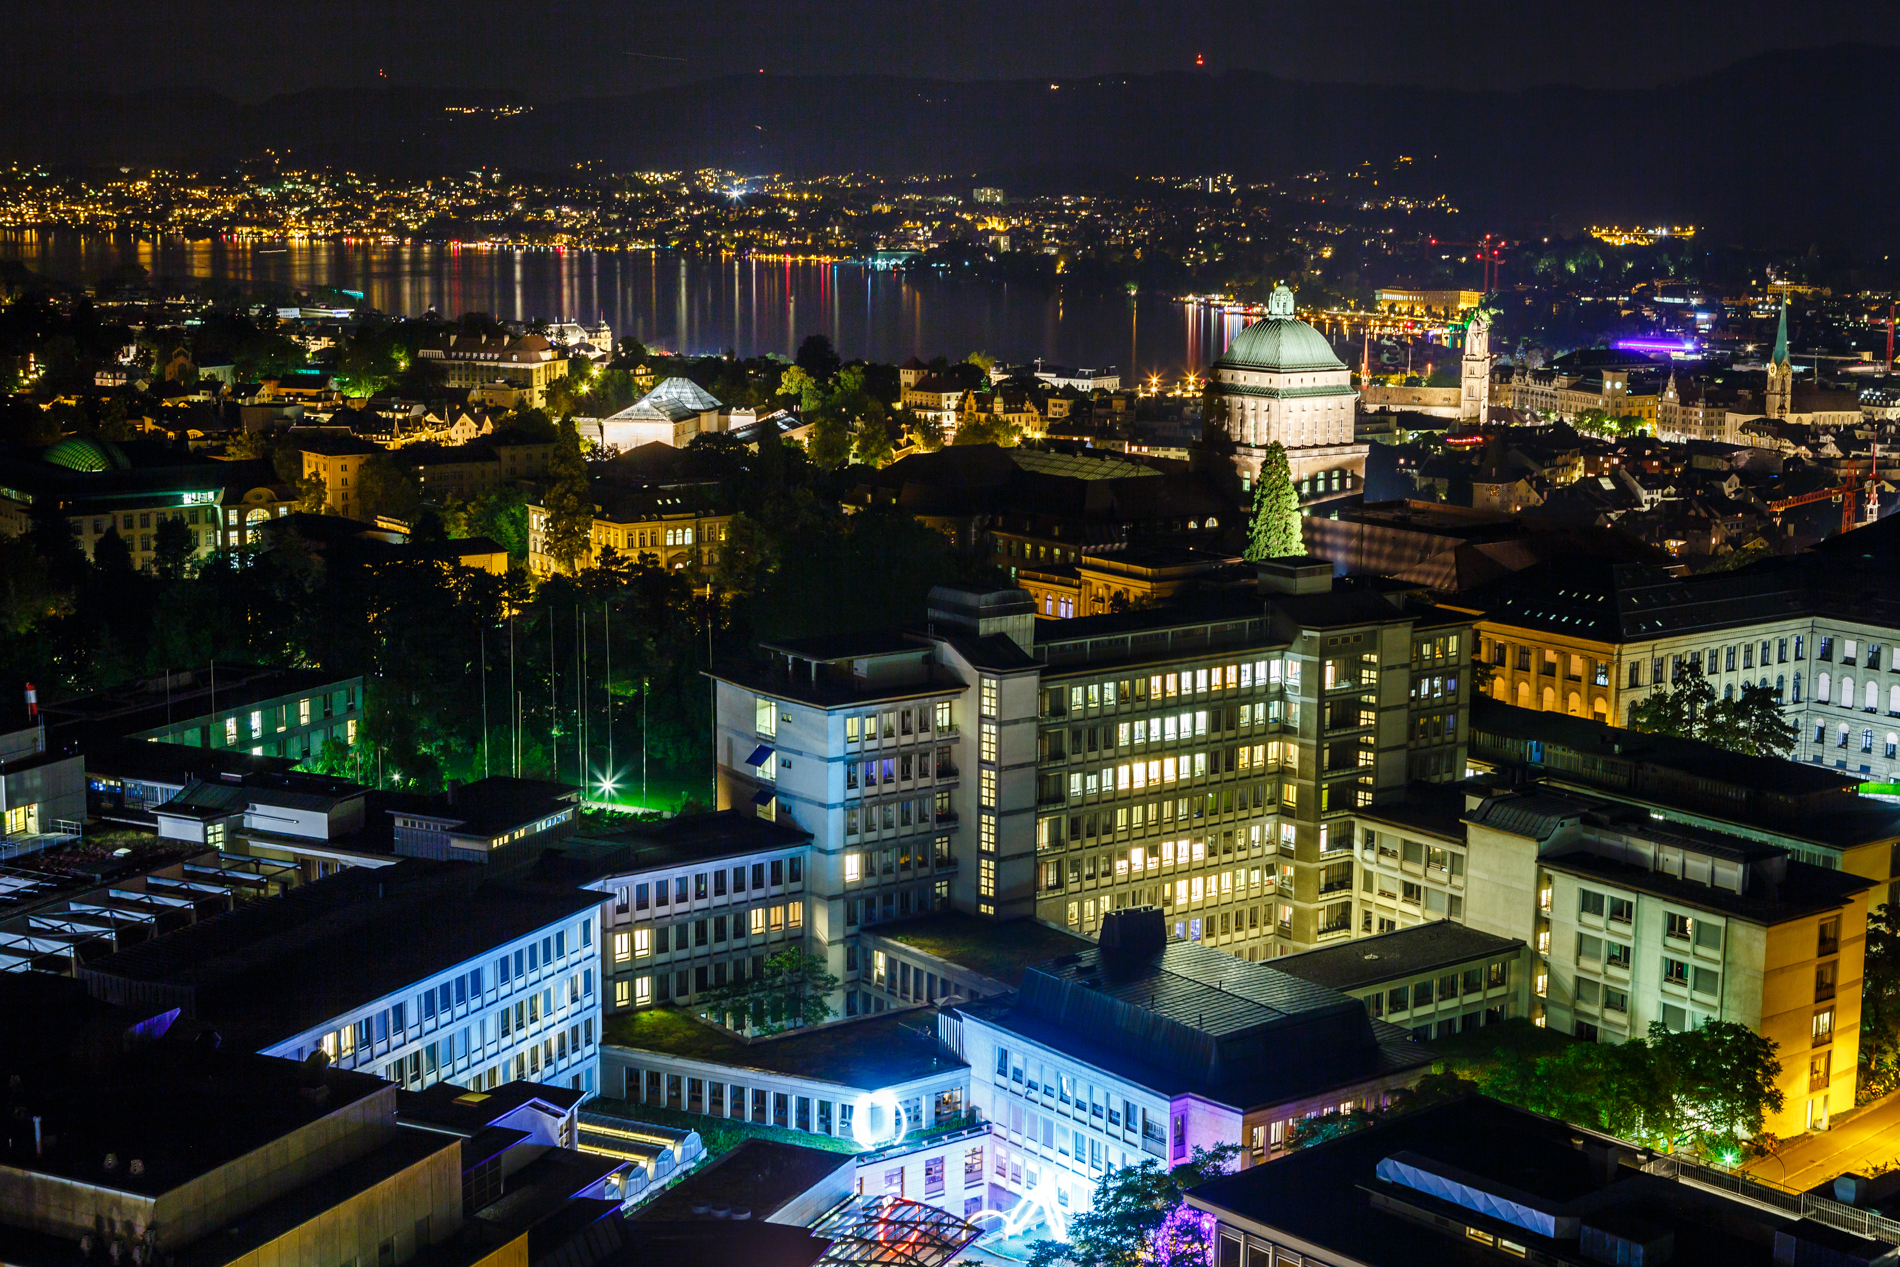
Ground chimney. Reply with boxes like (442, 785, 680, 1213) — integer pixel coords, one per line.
(445, 780, 456, 805)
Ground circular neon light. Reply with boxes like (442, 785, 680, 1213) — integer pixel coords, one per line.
(851, 1088, 910, 1149)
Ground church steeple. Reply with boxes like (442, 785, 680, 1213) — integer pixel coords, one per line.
(1764, 298, 1794, 419)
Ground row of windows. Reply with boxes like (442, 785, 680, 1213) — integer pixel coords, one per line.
(1365, 962, 1512, 1018)
(608, 859, 801, 913)
(847, 749, 955, 789)
(1040, 788, 1281, 847)
(842, 701, 955, 744)
(1045, 661, 1295, 719)
(609, 904, 803, 960)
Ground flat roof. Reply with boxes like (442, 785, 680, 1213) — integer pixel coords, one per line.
(566, 810, 811, 874)
(1186, 1096, 1785, 1266)
(1273, 923, 1525, 993)
(382, 776, 579, 835)
(868, 912, 1092, 988)
(1542, 848, 1872, 926)
(604, 1007, 964, 1091)
(963, 936, 1434, 1109)
(80, 857, 602, 1048)
(1354, 782, 1475, 842)
(631, 1137, 851, 1224)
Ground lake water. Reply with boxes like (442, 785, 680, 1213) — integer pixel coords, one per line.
(0, 231, 1267, 380)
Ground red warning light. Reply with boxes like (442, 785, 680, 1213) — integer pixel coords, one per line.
(1195, 53, 1205, 66)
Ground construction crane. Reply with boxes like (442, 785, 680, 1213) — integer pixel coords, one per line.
(1426, 234, 1508, 292)
(1767, 476, 1873, 536)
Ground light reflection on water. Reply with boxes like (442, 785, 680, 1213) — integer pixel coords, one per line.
(0, 230, 1257, 377)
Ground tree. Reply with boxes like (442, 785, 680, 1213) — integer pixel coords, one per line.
(776, 364, 824, 412)
(93, 526, 133, 573)
(852, 415, 895, 468)
(353, 454, 424, 525)
(965, 350, 996, 386)
(1631, 662, 1795, 759)
(808, 413, 853, 470)
(950, 413, 1019, 447)
(697, 947, 839, 1035)
(1864, 903, 1900, 1102)
(540, 415, 594, 572)
(901, 406, 942, 452)
(1028, 1145, 1239, 1267)
(152, 516, 195, 580)
(1244, 442, 1302, 560)
(295, 471, 328, 513)
(795, 334, 841, 384)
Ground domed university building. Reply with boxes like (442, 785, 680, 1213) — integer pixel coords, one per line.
(1208, 285, 1365, 497)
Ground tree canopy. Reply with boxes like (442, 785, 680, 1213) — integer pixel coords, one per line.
(1028, 1145, 1240, 1267)
(1244, 442, 1302, 560)
(1630, 661, 1797, 759)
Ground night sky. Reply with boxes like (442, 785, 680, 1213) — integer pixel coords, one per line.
(7, 0, 1894, 99)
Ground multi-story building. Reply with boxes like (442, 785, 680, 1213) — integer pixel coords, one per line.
(41, 662, 364, 763)
(1460, 533, 1900, 785)
(709, 564, 1476, 998)
(81, 857, 606, 1096)
(1463, 788, 1870, 1138)
(1204, 286, 1364, 493)
(0, 976, 469, 1267)
(0, 439, 293, 567)
(1273, 921, 1530, 1040)
(295, 433, 385, 519)
(585, 812, 817, 1017)
(416, 331, 568, 409)
(1187, 1096, 1883, 1267)
(900, 374, 967, 435)
(949, 907, 1435, 1196)
(526, 483, 731, 577)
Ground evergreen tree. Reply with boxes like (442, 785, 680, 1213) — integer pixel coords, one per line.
(541, 415, 593, 573)
(698, 948, 840, 1035)
(1245, 442, 1302, 560)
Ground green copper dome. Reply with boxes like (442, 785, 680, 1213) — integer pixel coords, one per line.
(1214, 284, 1346, 373)
(42, 437, 131, 472)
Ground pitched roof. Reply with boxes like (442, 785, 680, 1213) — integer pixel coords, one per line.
(605, 377, 723, 423)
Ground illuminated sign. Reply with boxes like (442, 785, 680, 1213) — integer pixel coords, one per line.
(182, 490, 218, 505)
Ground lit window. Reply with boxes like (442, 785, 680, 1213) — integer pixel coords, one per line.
(250, 710, 263, 738)
(634, 977, 652, 1005)
(844, 853, 862, 883)
(749, 908, 766, 935)
(612, 932, 630, 962)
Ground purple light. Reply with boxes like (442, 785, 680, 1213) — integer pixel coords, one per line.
(1615, 338, 1697, 354)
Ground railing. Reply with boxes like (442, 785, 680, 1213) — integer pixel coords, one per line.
(1644, 1155, 1900, 1245)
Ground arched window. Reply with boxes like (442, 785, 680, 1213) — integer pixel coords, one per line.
(1723, 683, 1734, 701)
(1842, 676, 1854, 708)
(1541, 685, 1555, 712)
(1567, 692, 1581, 717)
(1870, 681, 1881, 712)
(1792, 672, 1803, 703)
(1592, 698, 1608, 721)
(1517, 681, 1531, 708)
(1818, 672, 1832, 703)
(1776, 675, 1785, 701)
(1886, 733, 1897, 759)
(1839, 723, 1850, 747)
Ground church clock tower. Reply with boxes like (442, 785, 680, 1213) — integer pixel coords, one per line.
(1764, 300, 1794, 419)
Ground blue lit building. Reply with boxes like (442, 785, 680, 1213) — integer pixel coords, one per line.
(82, 857, 605, 1095)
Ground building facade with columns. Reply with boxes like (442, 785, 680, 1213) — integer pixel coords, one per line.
(1206, 286, 1365, 494)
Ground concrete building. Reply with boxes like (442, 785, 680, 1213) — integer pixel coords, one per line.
(708, 568, 1476, 1009)
(1205, 286, 1365, 495)
(0, 439, 292, 568)
(948, 907, 1435, 1193)
(1462, 789, 1870, 1139)
(416, 333, 568, 410)
(0, 976, 467, 1267)
(1273, 919, 1530, 1040)
(40, 663, 365, 764)
(80, 857, 606, 1096)
(1187, 1095, 1889, 1267)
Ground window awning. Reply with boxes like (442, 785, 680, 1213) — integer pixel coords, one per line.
(745, 744, 774, 768)
(752, 789, 777, 806)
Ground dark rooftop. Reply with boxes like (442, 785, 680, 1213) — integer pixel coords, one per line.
(1542, 847, 1873, 927)
(0, 976, 392, 1197)
(79, 856, 601, 1048)
(1186, 1095, 1809, 1267)
(630, 1137, 851, 1224)
(604, 1006, 964, 1091)
(962, 917, 1433, 1110)
(869, 912, 1091, 988)
(1273, 923, 1525, 993)
(382, 776, 580, 837)
(397, 1077, 586, 1137)
(565, 810, 811, 873)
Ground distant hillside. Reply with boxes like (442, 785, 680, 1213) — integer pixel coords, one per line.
(0, 44, 1892, 249)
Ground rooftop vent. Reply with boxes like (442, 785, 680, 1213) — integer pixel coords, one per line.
(1098, 906, 1166, 968)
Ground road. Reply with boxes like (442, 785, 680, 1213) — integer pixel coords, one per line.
(1750, 1092, 1900, 1192)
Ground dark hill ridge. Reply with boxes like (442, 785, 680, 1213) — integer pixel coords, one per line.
(0, 42, 1892, 248)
